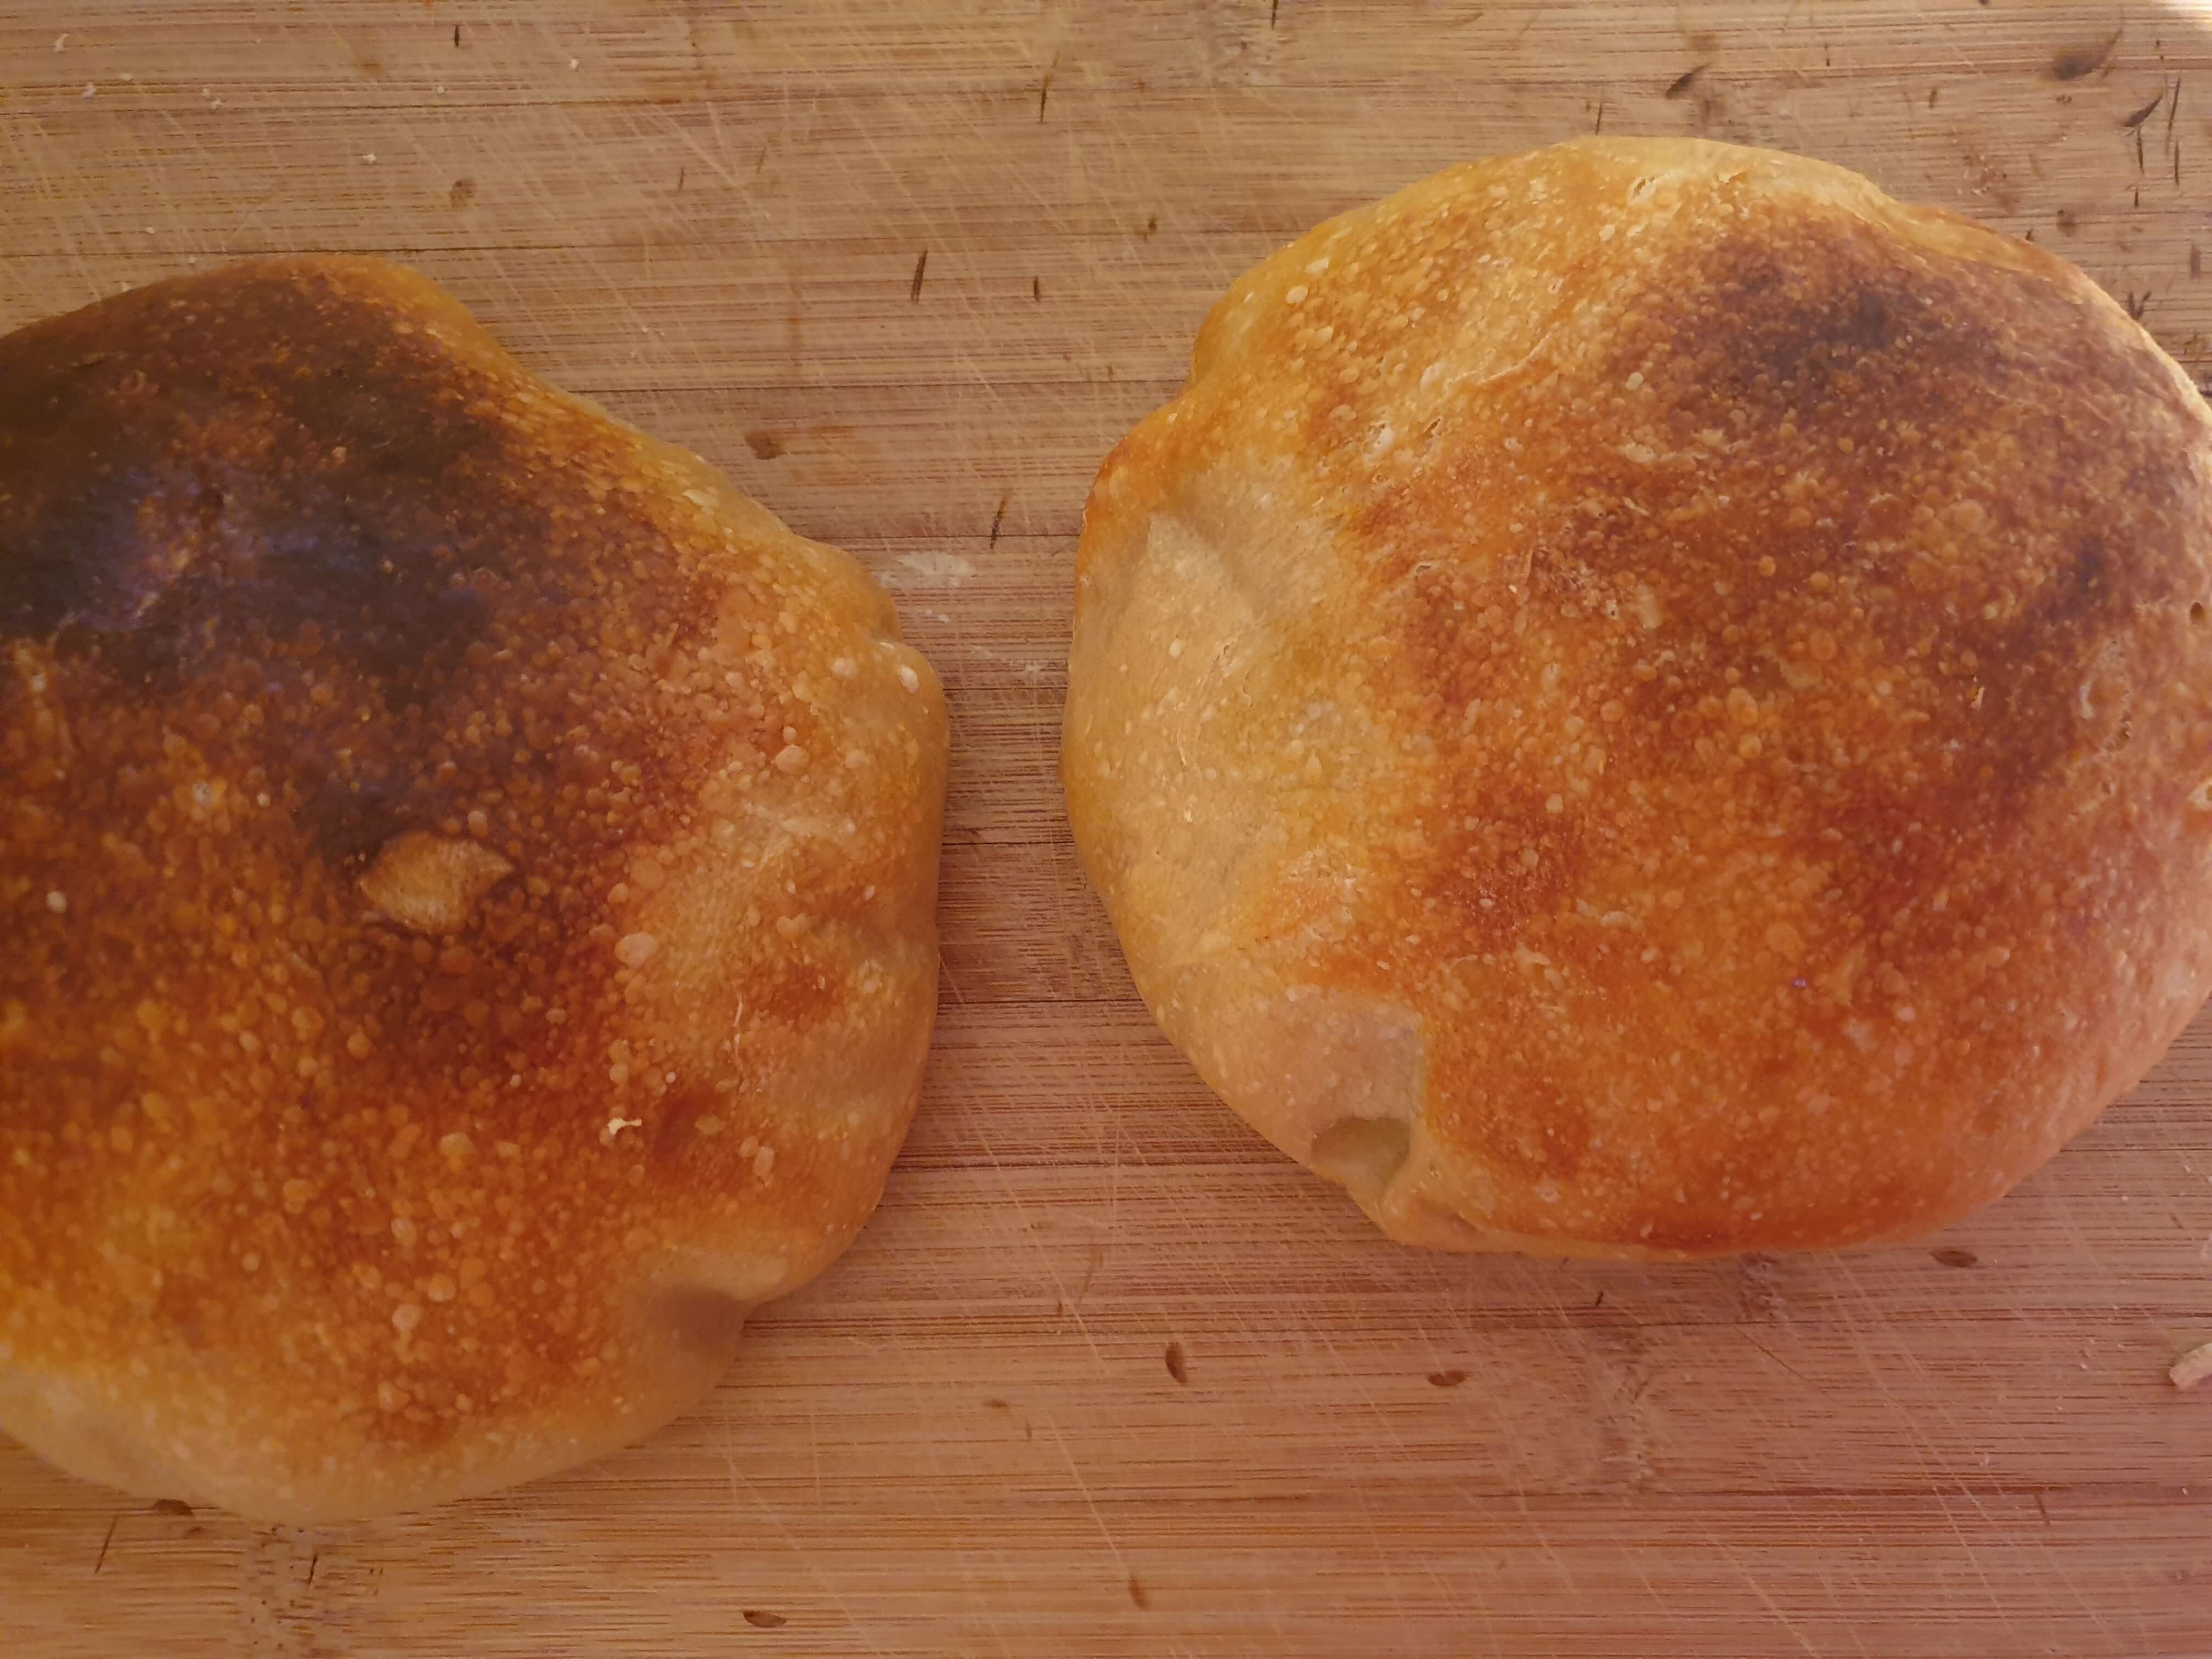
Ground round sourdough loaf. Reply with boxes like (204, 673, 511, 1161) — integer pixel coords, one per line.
(0, 257, 947, 1519)
(1064, 138, 2212, 1257)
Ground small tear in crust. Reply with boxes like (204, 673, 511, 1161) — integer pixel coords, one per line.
(358, 831, 514, 935)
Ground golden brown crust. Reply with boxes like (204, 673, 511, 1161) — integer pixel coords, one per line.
(0, 257, 947, 1519)
(1064, 138, 2212, 1257)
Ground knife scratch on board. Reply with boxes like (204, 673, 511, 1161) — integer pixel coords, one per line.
(715, 1408, 890, 1656)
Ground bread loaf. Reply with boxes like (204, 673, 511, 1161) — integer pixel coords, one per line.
(0, 258, 947, 1518)
(1064, 139, 2212, 1256)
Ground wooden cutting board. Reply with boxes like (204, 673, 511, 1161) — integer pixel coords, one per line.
(5, 3, 2211, 1653)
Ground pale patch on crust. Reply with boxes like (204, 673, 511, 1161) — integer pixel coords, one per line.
(359, 832, 515, 935)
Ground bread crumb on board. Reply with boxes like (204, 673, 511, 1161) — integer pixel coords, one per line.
(2170, 1339, 2212, 1390)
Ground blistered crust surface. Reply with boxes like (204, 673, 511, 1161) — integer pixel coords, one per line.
(0, 257, 947, 1516)
(1065, 139, 2212, 1256)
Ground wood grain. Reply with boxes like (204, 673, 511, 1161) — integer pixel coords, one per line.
(5, 2, 2212, 1654)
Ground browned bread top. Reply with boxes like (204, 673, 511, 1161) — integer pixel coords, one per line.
(1065, 139, 2212, 1256)
(0, 257, 947, 1519)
